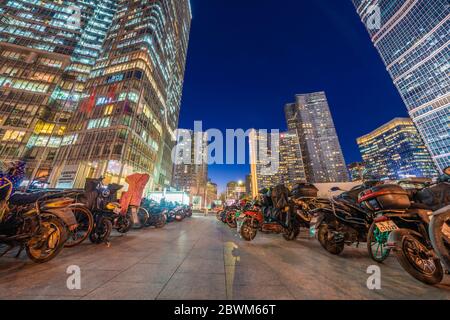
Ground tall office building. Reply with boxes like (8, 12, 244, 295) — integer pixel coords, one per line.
(49, 0, 192, 190)
(357, 118, 438, 180)
(172, 130, 208, 203)
(353, 0, 450, 172)
(249, 129, 307, 191)
(0, 0, 117, 180)
(285, 92, 348, 183)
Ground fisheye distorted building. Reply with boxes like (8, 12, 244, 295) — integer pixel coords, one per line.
(353, 0, 450, 172)
(0, 0, 192, 191)
(285, 92, 348, 183)
(357, 118, 438, 180)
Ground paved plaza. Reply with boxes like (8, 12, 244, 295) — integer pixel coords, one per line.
(1, 214, 449, 300)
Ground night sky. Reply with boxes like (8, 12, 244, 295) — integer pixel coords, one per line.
(178, 0, 408, 193)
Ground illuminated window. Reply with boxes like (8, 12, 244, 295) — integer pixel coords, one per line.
(2, 130, 26, 142)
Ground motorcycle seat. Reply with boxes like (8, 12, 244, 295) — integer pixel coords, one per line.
(9, 192, 47, 206)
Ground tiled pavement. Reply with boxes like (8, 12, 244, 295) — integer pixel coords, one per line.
(0, 214, 449, 300)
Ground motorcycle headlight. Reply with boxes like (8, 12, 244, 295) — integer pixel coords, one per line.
(106, 202, 120, 211)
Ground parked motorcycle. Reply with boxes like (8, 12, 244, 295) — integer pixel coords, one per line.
(310, 182, 378, 255)
(360, 168, 450, 285)
(0, 178, 69, 263)
(429, 205, 450, 272)
(141, 199, 167, 228)
(83, 178, 132, 244)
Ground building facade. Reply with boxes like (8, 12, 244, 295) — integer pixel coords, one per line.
(206, 181, 218, 207)
(226, 181, 246, 201)
(353, 0, 450, 172)
(0, 0, 117, 181)
(357, 118, 438, 180)
(347, 162, 365, 182)
(285, 92, 348, 183)
(0, 0, 192, 191)
(172, 130, 208, 204)
(249, 129, 307, 192)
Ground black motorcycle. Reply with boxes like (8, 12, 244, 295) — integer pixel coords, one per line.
(360, 169, 450, 285)
(310, 183, 377, 255)
(0, 180, 69, 263)
(82, 178, 132, 244)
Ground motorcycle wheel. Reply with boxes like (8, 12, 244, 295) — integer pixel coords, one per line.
(429, 211, 450, 272)
(216, 211, 222, 221)
(317, 224, 344, 255)
(117, 214, 133, 233)
(367, 222, 391, 263)
(240, 218, 258, 241)
(283, 225, 300, 241)
(186, 210, 192, 218)
(26, 215, 66, 263)
(396, 232, 444, 285)
(226, 211, 237, 229)
(89, 218, 112, 244)
(221, 212, 227, 223)
(64, 206, 94, 248)
(155, 214, 167, 228)
(137, 207, 150, 229)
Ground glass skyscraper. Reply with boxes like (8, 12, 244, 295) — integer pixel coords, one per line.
(352, 0, 450, 172)
(357, 118, 438, 180)
(0, 0, 116, 180)
(0, 0, 192, 191)
(285, 92, 349, 183)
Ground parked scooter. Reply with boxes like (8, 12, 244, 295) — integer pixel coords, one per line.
(141, 199, 167, 228)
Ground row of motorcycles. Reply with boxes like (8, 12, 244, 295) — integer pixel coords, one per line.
(0, 170, 192, 264)
(217, 167, 450, 286)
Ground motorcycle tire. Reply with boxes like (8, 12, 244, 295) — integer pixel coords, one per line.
(367, 222, 391, 263)
(186, 210, 192, 218)
(221, 212, 228, 223)
(89, 218, 112, 244)
(395, 232, 444, 285)
(137, 207, 150, 229)
(26, 214, 67, 263)
(429, 210, 450, 272)
(282, 225, 300, 241)
(117, 215, 133, 233)
(240, 218, 258, 241)
(226, 211, 237, 229)
(155, 214, 166, 228)
(64, 205, 94, 248)
(318, 224, 344, 255)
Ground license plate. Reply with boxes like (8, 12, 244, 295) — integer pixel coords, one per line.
(375, 220, 399, 233)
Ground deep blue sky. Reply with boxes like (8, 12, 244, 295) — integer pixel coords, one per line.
(179, 0, 408, 193)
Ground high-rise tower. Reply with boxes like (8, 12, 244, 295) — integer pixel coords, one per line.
(352, 0, 450, 172)
(49, 0, 192, 190)
(285, 92, 348, 183)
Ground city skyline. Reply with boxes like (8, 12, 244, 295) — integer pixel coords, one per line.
(1, 0, 446, 193)
(179, 0, 412, 192)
